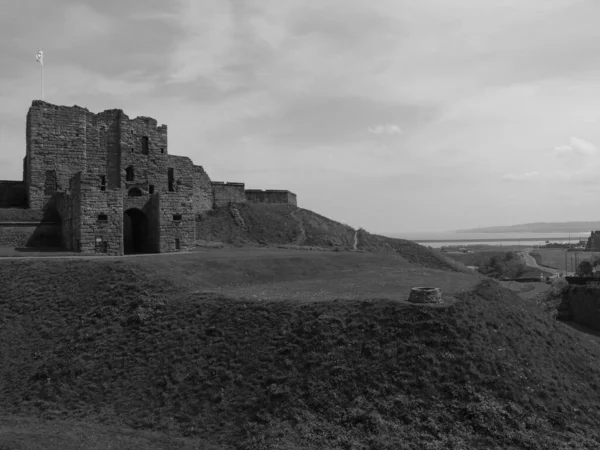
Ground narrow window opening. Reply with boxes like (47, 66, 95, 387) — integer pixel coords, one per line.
(149, 184, 154, 194)
(125, 166, 135, 182)
(160, 148, 164, 154)
(175, 238, 180, 250)
(173, 214, 182, 221)
(168, 168, 174, 192)
(131, 147, 134, 153)
(98, 214, 108, 221)
(100, 175, 106, 191)
(142, 136, 149, 155)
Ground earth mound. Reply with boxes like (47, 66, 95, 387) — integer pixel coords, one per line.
(1, 258, 600, 448)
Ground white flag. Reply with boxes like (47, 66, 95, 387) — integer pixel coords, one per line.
(36, 50, 43, 66)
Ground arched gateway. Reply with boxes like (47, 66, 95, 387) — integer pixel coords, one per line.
(123, 208, 149, 254)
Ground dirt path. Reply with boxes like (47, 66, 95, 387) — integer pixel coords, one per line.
(519, 248, 561, 276)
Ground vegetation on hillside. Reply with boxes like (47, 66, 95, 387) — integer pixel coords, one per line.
(195, 204, 463, 272)
(2, 258, 600, 448)
(448, 250, 543, 279)
(356, 228, 469, 272)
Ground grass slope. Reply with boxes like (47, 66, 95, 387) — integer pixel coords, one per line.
(196, 203, 355, 249)
(195, 203, 460, 273)
(2, 256, 600, 448)
(196, 203, 302, 246)
(356, 228, 468, 272)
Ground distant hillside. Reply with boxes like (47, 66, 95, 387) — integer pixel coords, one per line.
(457, 221, 600, 233)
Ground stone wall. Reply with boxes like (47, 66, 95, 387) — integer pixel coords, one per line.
(0, 223, 61, 247)
(70, 172, 124, 255)
(120, 115, 169, 196)
(0, 181, 27, 207)
(157, 191, 195, 252)
(245, 189, 297, 206)
(0, 207, 60, 247)
(26, 102, 89, 209)
(0, 208, 44, 221)
(213, 182, 246, 207)
(192, 165, 213, 214)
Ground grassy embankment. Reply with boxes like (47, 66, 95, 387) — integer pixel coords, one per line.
(2, 245, 600, 448)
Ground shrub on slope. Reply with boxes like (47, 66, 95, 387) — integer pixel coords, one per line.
(2, 260, 600, 448)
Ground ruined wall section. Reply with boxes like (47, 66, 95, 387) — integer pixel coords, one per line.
(26, 101, 89, 209)
(119, 115, 168, 196)
(61, 173, 83, 251)
(167, 155, 195, 194)
(213, 182, 246, 207)
(76, 173, 123, 255)
(158, 156, 195, 252)
(157, 191, 195, 252)
(84, 109, 122, 190)
(192, 165, 213, 214)
(245, 189, 297, 206)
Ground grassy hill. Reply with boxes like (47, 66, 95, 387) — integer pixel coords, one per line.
(2, 252, 600, 448)
(196, 203, 356, 249)
(196, 203, 467, 273)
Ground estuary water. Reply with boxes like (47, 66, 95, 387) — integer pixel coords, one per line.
(386, 231, 591, 249)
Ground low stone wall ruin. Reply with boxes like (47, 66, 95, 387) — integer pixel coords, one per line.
(245, 189, 297, 206)
(0, 222, 61, 247)
(213, 182, 246, 207)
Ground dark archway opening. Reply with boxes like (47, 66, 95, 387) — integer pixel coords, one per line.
(128, 187, 143, 197)
(123, 208, 149, 254)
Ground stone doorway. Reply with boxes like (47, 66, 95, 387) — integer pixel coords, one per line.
(123, 208, 149, 254)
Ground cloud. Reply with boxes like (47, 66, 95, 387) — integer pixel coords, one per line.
(502, 171, 539, 181)
(367, 124, 403, 135)
(554, 136, 597, 157)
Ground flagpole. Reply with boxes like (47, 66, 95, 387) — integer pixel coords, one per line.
(40, 60, 44, 100)
(36, 49, 44, 100)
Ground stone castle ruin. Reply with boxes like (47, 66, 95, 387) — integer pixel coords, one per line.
(0, 101, 297, 255)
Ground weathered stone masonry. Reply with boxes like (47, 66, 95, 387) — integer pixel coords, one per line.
(0, 101, 298, 254)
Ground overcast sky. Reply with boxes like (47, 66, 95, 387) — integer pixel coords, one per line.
(2, 0, 600, 233)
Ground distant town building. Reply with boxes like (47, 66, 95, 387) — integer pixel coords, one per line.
(586, 231, 600, 250)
